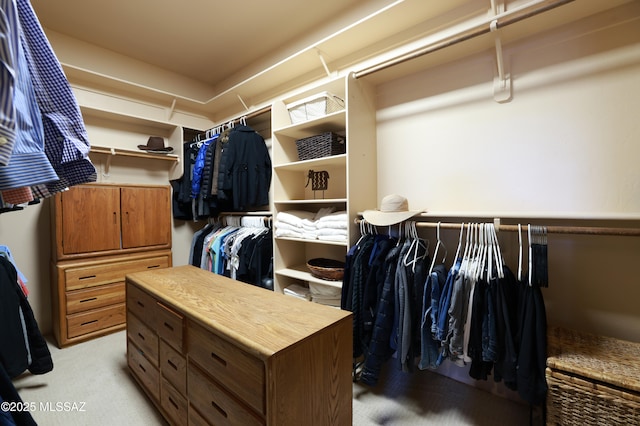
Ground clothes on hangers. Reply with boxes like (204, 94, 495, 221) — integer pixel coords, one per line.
(189, 216, 273, 289)
(172, 125, 271, 220)
(0, 0, 96, 212)
(0, 254, 52, 426)
(344, 221, 548, 407)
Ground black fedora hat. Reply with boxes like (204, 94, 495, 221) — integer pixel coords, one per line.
(138, 136, 173, 152)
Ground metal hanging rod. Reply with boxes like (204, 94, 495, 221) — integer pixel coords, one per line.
(354, 218, 640, 237)
(353, 0, 574, 79)
(195, 105, 272, 140)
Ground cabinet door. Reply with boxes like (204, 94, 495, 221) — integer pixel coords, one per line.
(120, 186, 171, 249)
(61, 186, 121, 255)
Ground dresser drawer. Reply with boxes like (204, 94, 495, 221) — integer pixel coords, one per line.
(66, 282, 125, 314)
(127, 312, 159, 366)
(187, 321, 265, 415)
(161, 377, 188, 426)
(66, 303, 125, 339)
(188, 405, 211, 426)
(128, 339, 159, 401)
(160, 339, 186, 395)
(66, 255, 170, 291)
(188, 363, 264, 426)
(127, 283, 158, 330)
(157, 302, 184, 352)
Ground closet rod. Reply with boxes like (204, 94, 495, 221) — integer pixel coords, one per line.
(196, 105, 272, 139)
(354, 218, 640, 237)
(353, 0, 574, 79)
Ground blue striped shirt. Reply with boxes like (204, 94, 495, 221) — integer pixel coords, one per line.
(16, 0, 96, 194)
(0, 0, 60, 192)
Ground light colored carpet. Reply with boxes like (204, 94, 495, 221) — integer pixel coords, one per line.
(14, 331, 532, 425)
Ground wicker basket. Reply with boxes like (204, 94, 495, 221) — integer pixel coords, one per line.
(546, 326, 640, 425)
(306, 258, 345, 281)
(296, 132, 345, 161)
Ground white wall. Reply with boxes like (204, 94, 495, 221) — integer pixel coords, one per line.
(373, 11, 640, 342)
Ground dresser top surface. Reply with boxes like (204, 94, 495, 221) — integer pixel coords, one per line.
(126, 265, 351, 357)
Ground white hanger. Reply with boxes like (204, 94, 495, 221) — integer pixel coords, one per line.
(428, 222, 447, 275)
(517, 224, 523, 282)
(528, 224, 533, 287)
(454, 222, 465, 263)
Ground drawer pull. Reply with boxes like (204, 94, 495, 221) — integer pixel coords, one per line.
(79, 275, 97, 280)
(168, 396, 179, 410)
(147, 264, 161, 269)
(79, 297, 98, 303)
(211, 400, 227, 418)
(138, 363, 146, 373)
(136, 300, 145, 308)
(138, 332, 146, 341)
(81, 319, 98, 326)
(163, 322, 174, 332)
(210, 352, 227, 366)
(167, 359, 178, 371)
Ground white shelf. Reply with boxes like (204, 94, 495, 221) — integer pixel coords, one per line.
(273, 111, 346, 140)
(90, 146, 179, 162)
(273, 154, 346, 171)
(274, 236, 348, 247)
(276, 265, 343, 289)
(274, 198, 347, 205)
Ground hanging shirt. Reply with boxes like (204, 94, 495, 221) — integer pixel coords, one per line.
(16, 0, 96, 196)
(0, 0, 60, 196)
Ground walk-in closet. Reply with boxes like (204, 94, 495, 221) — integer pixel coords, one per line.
(2, 0, 639, 425)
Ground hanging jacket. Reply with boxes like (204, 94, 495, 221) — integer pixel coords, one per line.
(359, 243, 402, 386)
(0, 256, 52, 379)
(217, 125, 271, 211)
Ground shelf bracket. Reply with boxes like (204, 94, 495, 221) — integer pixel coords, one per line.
(167, 98, 177, 121)
(103, 147, 116, 177)
(316, 49, 332, 78)
(490, 20, 512, 103)
(236, 94, 250, 112)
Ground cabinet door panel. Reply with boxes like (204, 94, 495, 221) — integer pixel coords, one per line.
(121, 187, 171, 249)
(61, 186, 120, 254)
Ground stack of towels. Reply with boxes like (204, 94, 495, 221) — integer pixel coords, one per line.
(283, 284, 311, 301)
(275, 208, 348, 242)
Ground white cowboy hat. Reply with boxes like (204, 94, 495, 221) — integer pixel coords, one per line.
(362, 194, 424, 226)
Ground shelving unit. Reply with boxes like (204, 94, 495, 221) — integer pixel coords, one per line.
(271, 73, 377, 297)
(80, 106, 185, 180)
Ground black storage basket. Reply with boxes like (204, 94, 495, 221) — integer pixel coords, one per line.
(295, 132, 345, 161)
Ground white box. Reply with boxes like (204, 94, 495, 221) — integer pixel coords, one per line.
(287, 91, 345, 124)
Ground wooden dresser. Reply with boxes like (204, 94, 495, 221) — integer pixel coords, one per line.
(50, 183, 172, 347)
(125, 265, 353, 426)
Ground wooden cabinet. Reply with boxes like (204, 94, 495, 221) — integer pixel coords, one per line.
(50, 183, 172, 347)
(271, 74, 377, 295)
(126, 265, 353, 426)
(53, 183, 171, 258)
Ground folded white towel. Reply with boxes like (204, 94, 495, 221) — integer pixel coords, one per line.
(275, 228, 303, 239)
(317, 211, 347, 222)
(276, 210, 316, 227)
(316, 220, 347, 230)
(317, 228, 348, 237)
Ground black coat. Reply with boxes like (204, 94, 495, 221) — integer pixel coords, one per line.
(216, 125, 271, 211)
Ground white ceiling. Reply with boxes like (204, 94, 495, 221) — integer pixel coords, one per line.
(29, 0, 370, 86)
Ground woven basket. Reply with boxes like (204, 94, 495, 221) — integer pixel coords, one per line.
(295, 132, 345, 161)
(306, 258, 345, 281)
(546, 326, 640, 425)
